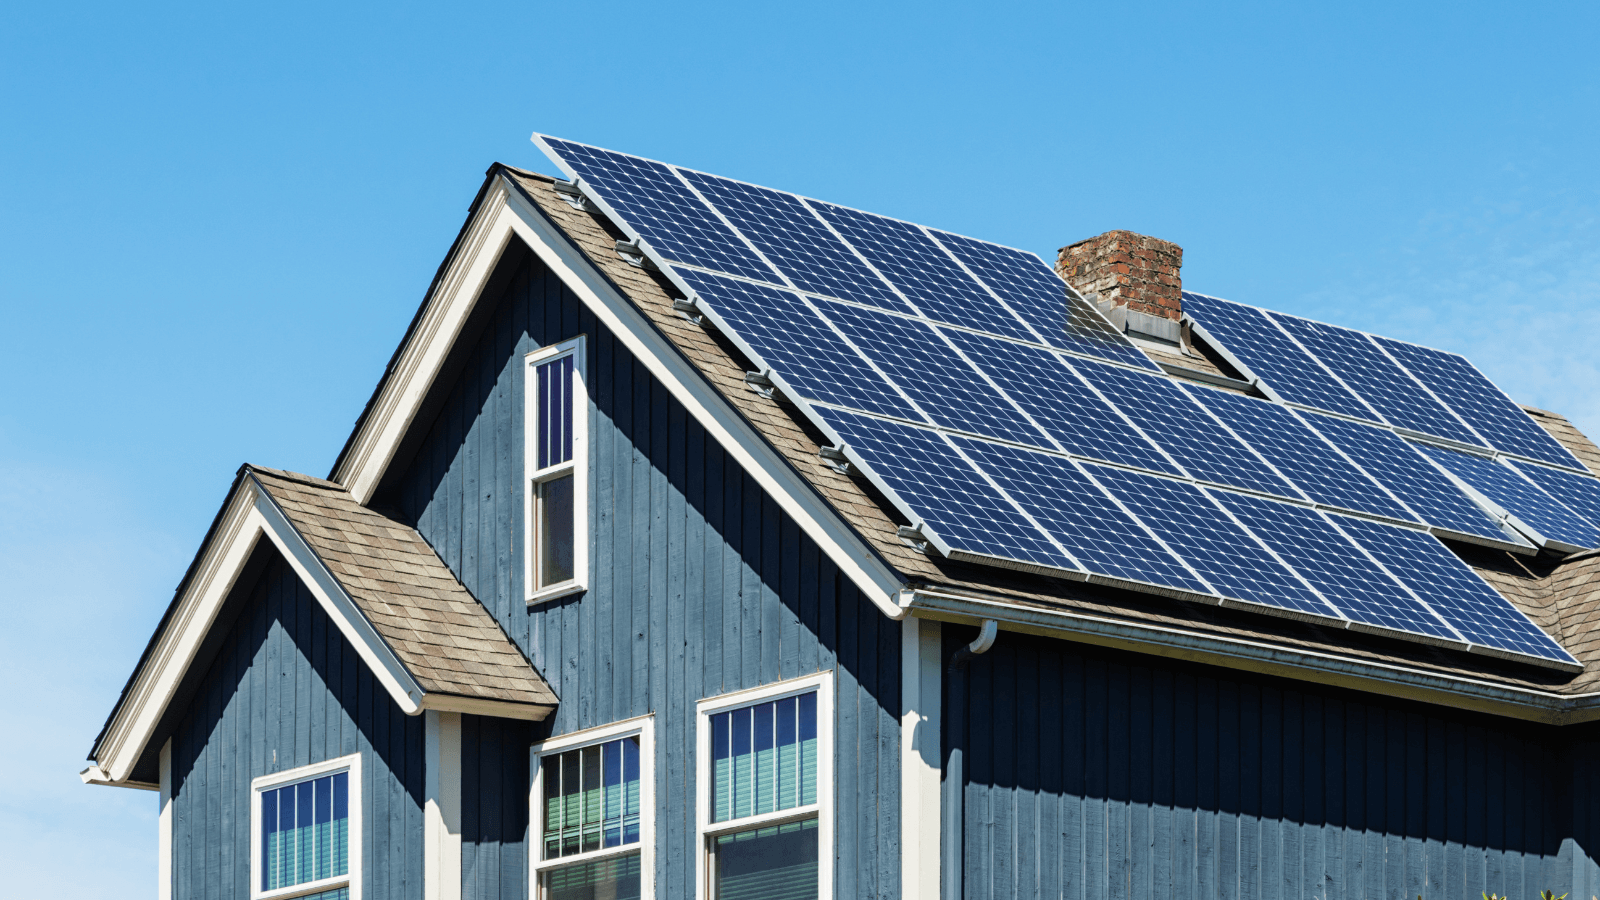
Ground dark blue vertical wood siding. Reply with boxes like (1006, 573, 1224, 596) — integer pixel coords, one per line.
(394, 252, 902, 898)
(949, 628, 1600, 900)
(169, 550, 424, 900)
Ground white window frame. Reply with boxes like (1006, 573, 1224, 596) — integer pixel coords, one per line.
(524, 337, 589, 605)
(529, 715, 656, 900)
(695, 672, 834, 900)
(250, 753, 363, 900)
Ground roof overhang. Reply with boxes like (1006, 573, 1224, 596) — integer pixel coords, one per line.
(87, 470, 550, 790)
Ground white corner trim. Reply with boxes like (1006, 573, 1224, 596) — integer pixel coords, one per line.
(495, 179, 907, 617)
(158, 738, 173, 900)
(900, 618, 942, 899)
(425, 711, 462, 900)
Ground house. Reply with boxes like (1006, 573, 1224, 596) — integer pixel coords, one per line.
(83, 135, 1600, 900)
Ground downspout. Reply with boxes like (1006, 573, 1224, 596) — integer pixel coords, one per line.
(941, 619, 997, 900)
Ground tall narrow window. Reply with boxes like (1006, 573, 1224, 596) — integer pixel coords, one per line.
(531, 717, 655, 900)
(252, 755, 361, 900)
(526, 338, 588, 603)
(697, 675, 833, 900)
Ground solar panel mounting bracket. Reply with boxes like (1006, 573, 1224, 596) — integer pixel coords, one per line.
(671, 298, 703, 324)
(896, 524, 929, 553)
(614, 239, 658, 271)
(551, 179, 593, 211)
(818, 445, 852, 475)
(743, 370, 785, 403)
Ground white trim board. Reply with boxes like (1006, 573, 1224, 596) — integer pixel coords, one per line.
(87, 472, 547, 789)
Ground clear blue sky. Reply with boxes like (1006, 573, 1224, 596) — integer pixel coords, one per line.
(3, 1, 1597, 894)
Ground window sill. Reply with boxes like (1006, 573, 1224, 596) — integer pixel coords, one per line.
(255, 878, 351, 900)
(527, 581, 587, 606)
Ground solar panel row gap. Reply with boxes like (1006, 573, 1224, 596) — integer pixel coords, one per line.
(1412, 443, 1600, 553)
(1506, 460, 1600, 535)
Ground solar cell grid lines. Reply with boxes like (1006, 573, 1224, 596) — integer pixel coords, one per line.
(1267, 312, 1481, 446)
(1210, 492, 1460, 640)
(809, 202, 1036, 342)
(818, 299, 1049, 447)
(673, 269, 919, 421)
(1182, 292, 1376, 421)
(536, 137, 779, 285)
(1297, 410, 1520, 546)
(930, 230, 1158, 371)
(1375, 336, 1584, 470)
(811, 406, 1078, 573)
(951, 437, 1209, 595)
(1087, 466, 1338, 619)
(675, 169, 915, 315)
(1505, 461, 1600, 538)
(1417, 444, 1600, 551)
(1333, 517, 1575, 664)
(1185, 385, 1413, 522)
(940, 328, 1182, 474)
(1065, 357, 1302, 498)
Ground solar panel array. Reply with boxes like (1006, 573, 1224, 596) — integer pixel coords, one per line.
(535, 134, 1585, 669)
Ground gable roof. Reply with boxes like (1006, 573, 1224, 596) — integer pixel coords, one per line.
(491, 165, 1600, 722)
(86, 464, 553, 788)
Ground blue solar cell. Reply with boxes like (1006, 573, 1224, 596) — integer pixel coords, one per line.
(817, 299, 1049, 447)
(675, 170, 913, 314)
(811, 407, 1077, 572)
(1210, 491, 1458, 640)
(1298, 411, 1520, 546)
(1267, 312, 1482, 446)
(952, 437, 1209, 594)
(676, 269, 918, 420)
(1333, 516, 1575, 664)
(1086, 466, 1338, 618)
(940, 329, 1181, 474)
(1416, 445, 1600, 550)
(1066, 358, 1301, 498)
(1505, 461, 1600, 535)
(1182, 292, 1376, 421)
(1374, 336, 1583, 469)
(929, 230, 1158, 370)
(537, 138, 779, 284)
(809, 202, 1035, 342)
(1185, 386, 1412, 521)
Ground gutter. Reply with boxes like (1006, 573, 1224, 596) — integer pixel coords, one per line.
(900, 588, 1600, 726)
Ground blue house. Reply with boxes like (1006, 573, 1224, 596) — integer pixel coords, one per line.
(85, 137, 1600, 900)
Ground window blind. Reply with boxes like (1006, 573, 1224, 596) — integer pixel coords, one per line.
(260, 771, 348, 892)
(542, 737, 641, 859)
(537, 355, 575, 470)
(710, 692, 817, 824)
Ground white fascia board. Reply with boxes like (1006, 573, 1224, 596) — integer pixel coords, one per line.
(496, 178, 907, 616)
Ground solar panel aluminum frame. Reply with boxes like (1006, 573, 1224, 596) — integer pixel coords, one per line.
(1411, 441, 1590, 555)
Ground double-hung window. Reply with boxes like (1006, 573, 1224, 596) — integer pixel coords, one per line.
(251, 754, 361, 900)
(697, 674, 833, 900)
(531, 717, 654, 900)
(526, 338, 588, 604)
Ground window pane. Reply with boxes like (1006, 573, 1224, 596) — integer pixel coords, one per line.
(541, 853, 641, 900)
(711, 692, 817, 824)
(542, 738, 641, 860)
(537, 355, 575, 471)
(537, 474, 576, 588)
(712, 819, 819, 900)
(261, 772, 349, 892)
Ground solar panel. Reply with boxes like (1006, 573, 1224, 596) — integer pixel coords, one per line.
(940, 328, 1181, 474)
(675, 269, 919, 420)
(1182, 292, 1376, 421)
(809, 202, 1036, 342)
(1504, 460, 1600, 535)
(1266, 312, 1481, 446)
(1297, 410, 1524, 547)
(816, 299, 1049, 447)
(810, 406, 1077, 573)
(1185, 386, 1413, 522)
(675, 170, 914, 315)
(1210, 491, 1459, 640)
(535, 137, 780, 285)
(929, 230, 1158, 371)
(1066, 357, 1301, 498)
(1374, 336, 1583, 469)
(1086, 465, 1339, 619)
(951, 437, 1210, 595)
(1333, 516, 1575, 664)
(1415, 444, 1600, 551)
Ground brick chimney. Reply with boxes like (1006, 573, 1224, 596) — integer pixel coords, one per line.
(1057, 230, 1184, 346)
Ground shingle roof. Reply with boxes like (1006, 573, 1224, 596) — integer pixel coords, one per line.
(503, 165, 1600, 697)
(249, 466, 556, 708)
